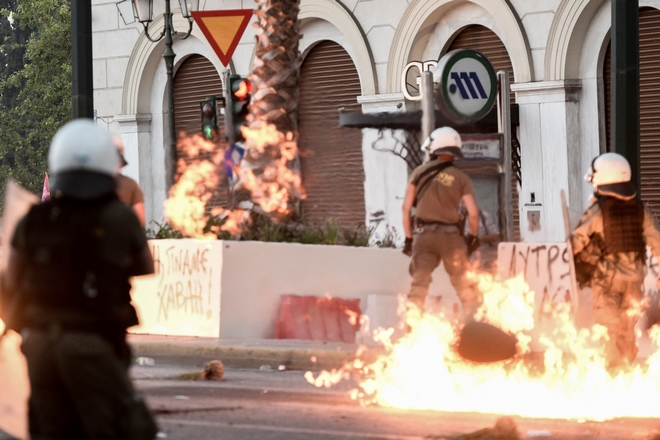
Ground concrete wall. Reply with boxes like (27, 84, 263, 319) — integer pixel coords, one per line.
(130, 239, 460, 339)
(130, 240, 660, 341)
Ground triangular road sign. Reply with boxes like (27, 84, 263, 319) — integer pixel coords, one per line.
(192, 9, 253, 67)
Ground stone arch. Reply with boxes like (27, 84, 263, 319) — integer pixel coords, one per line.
(299, 0, 377, 95)
(570, 0, 660, 81)
(545, 0, 608, 81)
(122, 13, 231, 116)
(387, 0, 532, 94)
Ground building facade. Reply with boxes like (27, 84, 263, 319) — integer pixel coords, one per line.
(91, 0, 660, 243)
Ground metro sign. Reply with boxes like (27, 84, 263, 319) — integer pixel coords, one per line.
(433, 49, 497, 123)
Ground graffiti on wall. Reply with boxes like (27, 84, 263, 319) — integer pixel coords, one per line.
(498, 243, 660, 327)
(129, 239, 222, 337)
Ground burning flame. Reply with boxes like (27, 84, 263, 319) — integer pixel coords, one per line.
(164, 134, 246, 238)
(239, 123, 304, 215)
(164, 124, 303, 238)
(306, 273, 660, 421)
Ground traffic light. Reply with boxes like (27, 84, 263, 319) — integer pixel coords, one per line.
(225, 75, 252, 143)
(200, 97, 218, 141)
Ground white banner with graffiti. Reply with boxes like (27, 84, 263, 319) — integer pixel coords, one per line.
(129, 239, 222, 337)
(497, 242, 659, 314)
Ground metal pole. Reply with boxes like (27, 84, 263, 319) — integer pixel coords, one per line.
(420, 71, 435, 142)
(163, 0, 176, 189)
(611, 0, 640, 188)
(71, 0, 94, 119)
(223, 70, 235, 144)
(497, 71, 513, 242)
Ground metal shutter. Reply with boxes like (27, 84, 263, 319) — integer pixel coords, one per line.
(640, 7, 660, 216)
(173, 54, 229, 209)
(604, 40, 612, 152)
(447, 25, 520, 241)
(298, 40, 366, 227)
(606, 8, 660, 217)
(173, 54, 225, 138)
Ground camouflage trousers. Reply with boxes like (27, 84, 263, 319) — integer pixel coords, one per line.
(591, 273, 644, 368)
(408, 226, 482, 316)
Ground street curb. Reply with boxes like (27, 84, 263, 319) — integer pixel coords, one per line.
(129, 341, 383, 371)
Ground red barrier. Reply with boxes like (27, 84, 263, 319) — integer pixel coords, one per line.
(274, 295, 361, 343)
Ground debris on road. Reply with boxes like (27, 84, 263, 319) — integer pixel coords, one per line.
(202, 360, 225, 380)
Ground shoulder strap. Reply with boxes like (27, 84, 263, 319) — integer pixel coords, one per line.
(412, 162, 453, 208)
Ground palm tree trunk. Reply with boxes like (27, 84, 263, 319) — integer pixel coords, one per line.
(239, 0, 303, 216)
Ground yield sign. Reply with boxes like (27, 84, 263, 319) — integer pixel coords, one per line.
(192, 9, 253, 67)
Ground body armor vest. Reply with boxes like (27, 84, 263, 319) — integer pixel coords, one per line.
(20, 194, 137, 329)
(598, 196, 645, 258)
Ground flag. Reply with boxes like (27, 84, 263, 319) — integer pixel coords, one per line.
(41, 173, 50, 202)
(223, 143, 245, 180)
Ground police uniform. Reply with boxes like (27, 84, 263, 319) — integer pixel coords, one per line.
(572, 152, 660, 370)
(407, 161, 482, 315)
(572, 196, 660, 367)
(1, 120, 157, 440)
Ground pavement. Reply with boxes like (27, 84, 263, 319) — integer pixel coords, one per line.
(128, 334, 385, 372)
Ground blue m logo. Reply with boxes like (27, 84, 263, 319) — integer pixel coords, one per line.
(449, 72, 488, 100)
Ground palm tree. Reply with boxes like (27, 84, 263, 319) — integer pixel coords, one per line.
(239, 0, 304, 216)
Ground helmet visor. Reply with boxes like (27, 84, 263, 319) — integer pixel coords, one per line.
(584, 157, 597, 183)
(51, 171, 117, 199)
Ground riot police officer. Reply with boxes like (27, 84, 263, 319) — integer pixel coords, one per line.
(401, 126, 482, 318)
(572, 152, 660, 371)
(1, 119, 157, 439)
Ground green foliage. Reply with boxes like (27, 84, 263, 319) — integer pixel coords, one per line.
(148, 212, 397, 248)
(318, 218, 340, 245)
(342, 224, 374, 247)
(0, 0, 71, 202)
(145, 220, 184, 239)
(371, 224, 399, 249)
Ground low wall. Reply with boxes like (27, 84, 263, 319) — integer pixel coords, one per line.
(129, 240, 660, 340)
(129, 239, 460, 338)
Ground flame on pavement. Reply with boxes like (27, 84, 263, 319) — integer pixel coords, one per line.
(305, 273, 660, 421)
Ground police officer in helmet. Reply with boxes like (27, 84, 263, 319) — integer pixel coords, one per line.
(402, 126, 482, 319)
(1, 119, 157, 439)
(572, 152, 660, 372)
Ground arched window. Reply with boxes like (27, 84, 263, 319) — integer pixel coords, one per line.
(298, 40, 365, 228)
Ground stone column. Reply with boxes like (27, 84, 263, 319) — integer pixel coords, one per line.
(512, 80, 582, 243)
(357, 93, 409, 245)
(114, 114, 164, 224)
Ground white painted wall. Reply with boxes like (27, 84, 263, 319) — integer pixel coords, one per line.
(130, 240, 461, 339)
(128, 240, 660, 343)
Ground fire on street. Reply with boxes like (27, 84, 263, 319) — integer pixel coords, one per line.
(133, 365, 660, 440)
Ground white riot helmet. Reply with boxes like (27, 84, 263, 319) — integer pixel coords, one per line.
(48, 119, 120, 199)
(421, 127, 464, 159)
(584, 152, 636, 199)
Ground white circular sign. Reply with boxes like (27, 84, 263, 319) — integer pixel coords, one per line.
(433, 50, 496, 122)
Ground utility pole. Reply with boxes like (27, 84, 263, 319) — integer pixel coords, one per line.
(420, 71, 435, 143)
(71, 0, 94, 119)
(611, 0, 640, 188)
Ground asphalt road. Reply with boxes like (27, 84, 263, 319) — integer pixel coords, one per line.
(133, 364, 660, 440)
